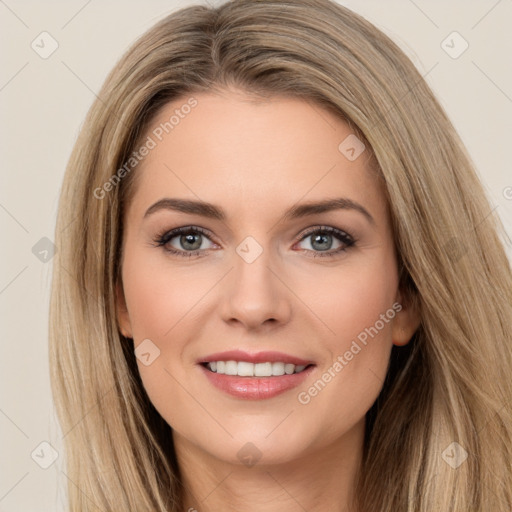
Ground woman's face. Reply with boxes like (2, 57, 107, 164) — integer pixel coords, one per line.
(117, 89, 419, 467)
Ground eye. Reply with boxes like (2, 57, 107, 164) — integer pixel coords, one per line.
(294, 226, 356, 258)
(153, 225, 356, 259)
(154, 226, 217, 257)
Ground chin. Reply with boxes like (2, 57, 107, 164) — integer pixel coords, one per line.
(179, 422, 316, 468)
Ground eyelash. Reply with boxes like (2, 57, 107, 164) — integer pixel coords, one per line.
(153, 225, 356, 259)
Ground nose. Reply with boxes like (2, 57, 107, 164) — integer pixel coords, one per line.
(220, 244, 292, 331)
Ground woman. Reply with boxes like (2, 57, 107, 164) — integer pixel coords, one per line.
(49, 0, 512, 510)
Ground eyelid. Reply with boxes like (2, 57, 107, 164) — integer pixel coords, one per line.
(155, 225, 218, 248)
(295, 225, 354, 243)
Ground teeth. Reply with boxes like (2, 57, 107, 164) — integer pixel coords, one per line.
(272, 362, 285, 376)
(255, 362, 272, 377)
(225, 360, 238, 375)
(237, 361, 254, 376)
(206, 360, 308, 376)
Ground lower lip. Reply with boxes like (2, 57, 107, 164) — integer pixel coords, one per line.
(199, 364, 315, 400)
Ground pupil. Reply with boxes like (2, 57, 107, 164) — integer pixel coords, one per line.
(312, 233, 332, 251)
(182, 233, 201, 250)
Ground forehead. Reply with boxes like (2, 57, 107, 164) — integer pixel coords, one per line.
(126, 90, 386, 222)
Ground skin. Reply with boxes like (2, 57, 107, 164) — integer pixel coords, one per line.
(117, 88, 420, 512)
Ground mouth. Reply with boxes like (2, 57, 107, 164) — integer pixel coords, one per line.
(197, 350, 316, 400)
(200, 360, 313, 376)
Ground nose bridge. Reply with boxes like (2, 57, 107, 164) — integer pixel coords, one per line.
(233, 234, 278, 301)
(221, 233, 291, 328)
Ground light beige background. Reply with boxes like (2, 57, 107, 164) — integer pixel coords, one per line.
(1, 1, 510, 510)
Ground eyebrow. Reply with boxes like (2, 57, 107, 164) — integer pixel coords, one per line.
(144, 197, 375, 225)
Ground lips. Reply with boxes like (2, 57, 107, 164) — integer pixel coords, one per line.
(197, 350, 316, 400)
(198, 349, 314, 366)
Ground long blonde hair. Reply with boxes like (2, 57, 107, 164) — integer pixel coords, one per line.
(49, 0, 512, 510)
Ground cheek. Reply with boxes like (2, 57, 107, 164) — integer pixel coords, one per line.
(121, 247, 212, 410)
(293, 250, 398, 416)
(310, 252, 398, 350)
(121, 249, 198, 340)
(121, 251, 196, 427)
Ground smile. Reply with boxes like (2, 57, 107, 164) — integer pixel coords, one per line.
(199, 359, 316, 400)
(204, 360, 309, 376)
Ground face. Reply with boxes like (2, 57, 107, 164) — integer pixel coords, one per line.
(117, 89, 419, 467)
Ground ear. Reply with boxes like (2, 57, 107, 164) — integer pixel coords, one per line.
(116, 280, 133, 338)
(391, 287, 421, 347)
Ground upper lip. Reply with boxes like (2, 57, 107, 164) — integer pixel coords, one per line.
(198, 350, 314, 366)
